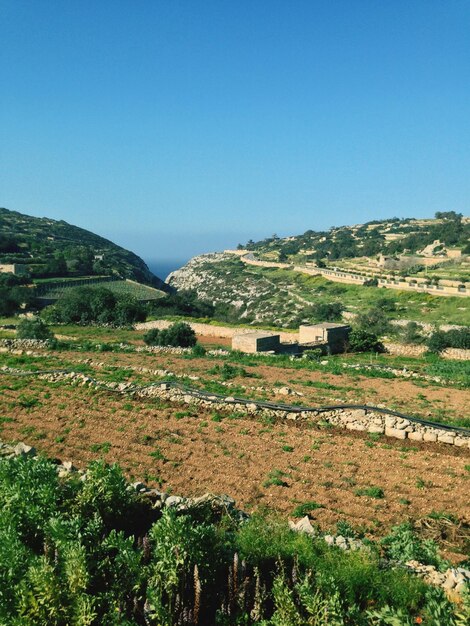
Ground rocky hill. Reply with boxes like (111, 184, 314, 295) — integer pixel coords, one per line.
(0, 207, 169, 290)
(168, 214, 470, 328)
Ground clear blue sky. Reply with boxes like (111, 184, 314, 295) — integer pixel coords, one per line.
(1, 1, 469, 266)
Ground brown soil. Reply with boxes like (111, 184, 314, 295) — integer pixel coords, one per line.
(64, 348, 469, 421)
(1, 373, 469, 548)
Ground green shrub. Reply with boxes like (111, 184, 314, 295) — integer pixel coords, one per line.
(427, 328, 470, 353)
(308, 301, 344, 322)
(144, 322, 197, 348)
(355, 486, 385, 499)
(348, 329, 384, 353)
(191, 343, 207, 357)
(401, 321, 425, 345)
(16, 317, 54, 341)
(76, 460, 137, 528)
(381, 523, 448, 570)
(355, 307, 392, 336)
(303, 348, 323, 361)
(292, 501, 323, 517)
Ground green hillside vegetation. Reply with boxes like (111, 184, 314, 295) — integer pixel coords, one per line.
(175, 255, 469, 327)
(242, 212, 470, 263)
(37, 279, 164, 302)
(0, 207, 168, 290)
(1, 453, 467, 625)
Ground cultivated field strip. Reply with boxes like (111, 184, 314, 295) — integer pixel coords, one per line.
(2, 367, 469, 443)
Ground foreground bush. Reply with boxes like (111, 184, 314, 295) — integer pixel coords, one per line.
(144, 321, 197, 348)
(0, 455, 468, 625)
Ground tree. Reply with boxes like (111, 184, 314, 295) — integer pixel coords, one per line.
(306, 302, 343, 322)
(348, 329, 384, 353)
(144, 322, 197, 348)
(44, 287, 146, 326)
(355, 307, 392, 336)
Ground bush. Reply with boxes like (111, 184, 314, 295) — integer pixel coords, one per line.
(355, 307, 392, 336)
(16, 318, 54, 341)
(144, 322, 197, 348)
(191, 343, 206, 357)
(303, 348, 323, 361)
(401, 321, 425, 345)
(348, 329, 384, 353)
(381, 523, 448, 570)
(308, 301, 344, 322)
(427, 328, 470, 353)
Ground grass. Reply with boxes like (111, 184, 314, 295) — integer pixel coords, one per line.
(90, 441, 111, 453)
(263, 469, 290, 488)
(355, 486, 385, 499)
(292, 500, 323, 517)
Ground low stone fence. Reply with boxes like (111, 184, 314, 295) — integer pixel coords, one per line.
(135, 320, 299, 343)
(240, 255, 292, 269)
(2, 367, 468, 449)
(383, 342, 470, 361)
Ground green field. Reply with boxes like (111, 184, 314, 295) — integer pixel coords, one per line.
(38, 279, 164, 302)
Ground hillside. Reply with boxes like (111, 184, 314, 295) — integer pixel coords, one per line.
(168, 215, 470, 328)
(0, 207, 169, 290)
(242, 213, 470, 263)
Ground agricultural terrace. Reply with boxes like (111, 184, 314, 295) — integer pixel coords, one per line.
(184, 256, 470, 326)
(0, 322, 469, 563)
(36, 278, 165, 301)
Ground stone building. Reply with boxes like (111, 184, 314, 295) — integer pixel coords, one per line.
(0, 263, 27, 275)
(299, 323, 351, 353)
(232, 332, 281, 354)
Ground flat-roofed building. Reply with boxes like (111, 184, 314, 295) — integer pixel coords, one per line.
(232, 332, 281, 354)
(299, 323, 350, 353)
(0, 263, 27, 275)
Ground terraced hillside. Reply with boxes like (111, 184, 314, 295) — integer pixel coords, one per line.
(0, 206, 169, 290)
(36, 278, 165, 303)
(168, 253, 470, 327)
(242, 213, 470, 265)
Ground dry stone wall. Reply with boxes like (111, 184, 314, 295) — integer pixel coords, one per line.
(2, 366, 468, 449)
(383, 342, 470, 361)
(136, 320, 298, 343)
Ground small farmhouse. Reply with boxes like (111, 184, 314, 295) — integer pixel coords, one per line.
(232, 332, 281, 354)
(299, 323, 351, 353)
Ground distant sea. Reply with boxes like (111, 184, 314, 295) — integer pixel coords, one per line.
(147, 260, 188, 282)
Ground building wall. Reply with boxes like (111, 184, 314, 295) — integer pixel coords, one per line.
(232, 333, 280, 353)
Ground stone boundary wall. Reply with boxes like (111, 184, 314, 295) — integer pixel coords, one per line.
(235, 251, 469, 298)
(2, 366, 469, 449)
(135, 320, 298, 343)
(240, 256, 292, 269)
(383, 342, 470, 361)
(135, 322, 470, 360)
